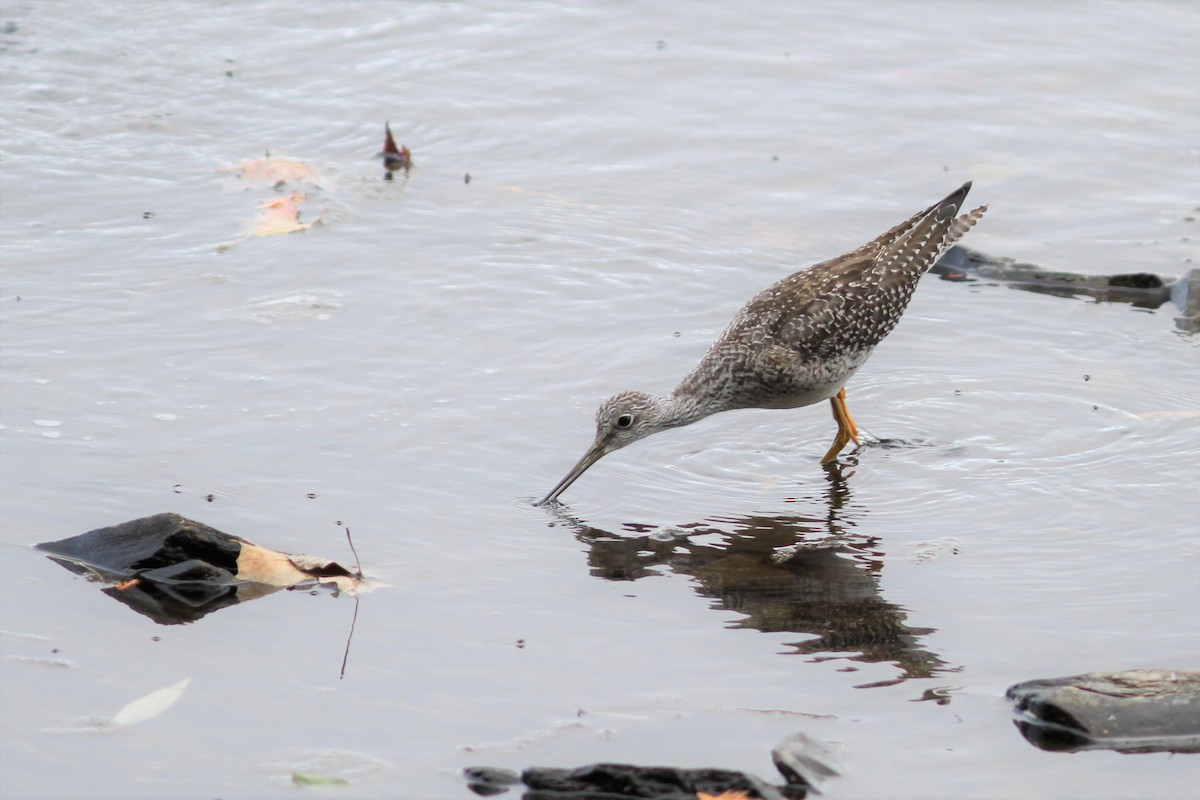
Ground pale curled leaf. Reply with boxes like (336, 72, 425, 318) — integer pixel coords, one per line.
(113, 677, 191, 726)
(230, 157, 317, 185)
(236, 542, 315, 586)
(217, 192, 322, 251)
(234, 544, 371, 593)
(252, 193, 321, 236)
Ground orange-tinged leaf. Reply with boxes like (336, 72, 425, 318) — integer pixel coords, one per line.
(218, 192, 321, 250)
(235, 542, 314, 587)
(114, 578, 140, 591)
(253, 192, 319, 236)
(378, 122, 413, 175)
(231, 157, 316, 185)
(696, 792, 751, 800)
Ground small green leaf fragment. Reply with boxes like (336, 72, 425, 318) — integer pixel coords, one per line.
(292, 772, 349, 786)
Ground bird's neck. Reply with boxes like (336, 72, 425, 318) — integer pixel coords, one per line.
(657, 390, 716, 430)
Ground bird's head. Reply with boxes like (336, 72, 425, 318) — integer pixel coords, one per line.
(537, 391, 665, 505)
(592, 390, 664, 452)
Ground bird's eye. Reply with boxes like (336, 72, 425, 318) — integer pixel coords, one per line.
(615, 413, 634, 429)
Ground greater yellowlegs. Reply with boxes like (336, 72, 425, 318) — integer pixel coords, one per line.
(538, 182, 987, 505)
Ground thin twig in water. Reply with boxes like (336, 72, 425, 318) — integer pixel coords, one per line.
(340, 594, 359, 681)
(344, 525, 362, 576)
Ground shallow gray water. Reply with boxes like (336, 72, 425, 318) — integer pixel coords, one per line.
(2, 1, 1198, 798)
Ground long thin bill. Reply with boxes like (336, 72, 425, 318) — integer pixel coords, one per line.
(536, 443, 605, 506)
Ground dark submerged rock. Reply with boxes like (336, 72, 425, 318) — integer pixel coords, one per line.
(463, 766, 521, 796)
(1007, 669, 1200, 754)
(934, 246, 1199, 331)
(518, 763, 796, 800)
(36, 512, 360, 624)
(37, 512, 245, 583)
(464, 731, 839, 798)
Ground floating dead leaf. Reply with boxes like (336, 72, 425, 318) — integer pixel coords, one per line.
(229, 157, 317, 186)
(377, 121, 412, 179)
(236, 543, 362, 593)
(252, 192, 320, 236)
(113, 677, 191, 726)
(218, 192, 322, 250)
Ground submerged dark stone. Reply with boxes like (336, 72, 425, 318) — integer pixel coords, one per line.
(933, 246, 1199, 332)
(36, 513, 251, 624)
(36, 512, 358, 625)
(519, 763, 797, 799)
(1007, 669, 1200, 754)
(464, 732, 838, 798)
(37, 512, 245, 583)
(464, 766, 521, 796)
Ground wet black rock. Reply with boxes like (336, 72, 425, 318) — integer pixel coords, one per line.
(36, 512, 360, 625)
(463, 766, 521, 796)
(464, 731, 839, 799)
(523, 763, 796, 799)
(934, 246, 1200, 332)
(1007, 669, 1200, 754)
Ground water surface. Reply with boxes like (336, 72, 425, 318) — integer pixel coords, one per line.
(2, 2, 1198, 798)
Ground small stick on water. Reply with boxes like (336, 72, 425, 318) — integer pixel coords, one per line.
(345, 525, 362, 576)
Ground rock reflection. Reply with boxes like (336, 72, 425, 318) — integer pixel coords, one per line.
(548, 464, 952, 689)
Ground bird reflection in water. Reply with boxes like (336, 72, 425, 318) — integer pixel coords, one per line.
(544, 461, 954, 695)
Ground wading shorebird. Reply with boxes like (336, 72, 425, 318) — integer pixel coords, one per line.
(537, 182, 987, 505)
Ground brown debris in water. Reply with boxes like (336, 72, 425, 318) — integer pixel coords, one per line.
(36, 513, 372, 625)
(377, 121, 412, 179)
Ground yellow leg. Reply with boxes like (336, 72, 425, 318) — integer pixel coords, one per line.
(821, 387, 860, 463)
(837, 387, 860, 444)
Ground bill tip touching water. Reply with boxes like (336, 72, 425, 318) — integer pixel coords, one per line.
(537, 181, 987, 506)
